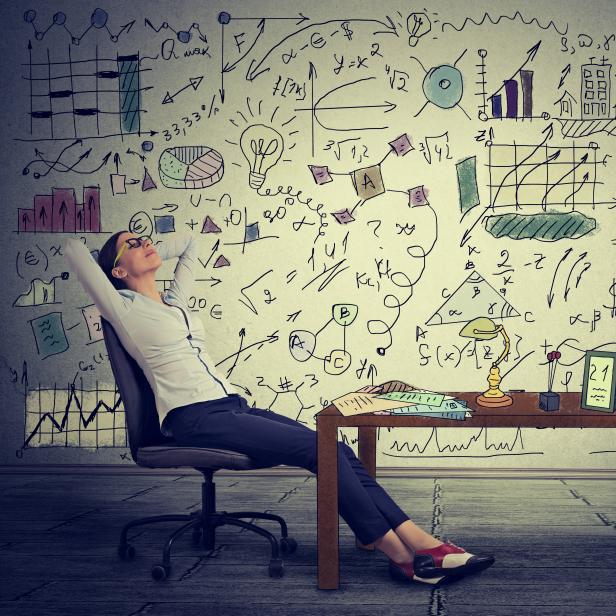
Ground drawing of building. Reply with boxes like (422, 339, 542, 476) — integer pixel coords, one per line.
(580, 62, 611, 119)
(555, 90, 576, 117)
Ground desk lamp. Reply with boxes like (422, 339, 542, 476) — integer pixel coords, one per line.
(459, 316, 513, 408)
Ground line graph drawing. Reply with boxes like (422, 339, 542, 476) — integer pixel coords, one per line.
(487, 139, 604, 210)
(295, 70, 396, 156)
(144, 18, 208, 44)
(22, 381, 127, 449)
(24, 8, 135, 45)
(18, 43, 152, 142)
(22, 139, 112, 178)
(12, 273, 69, 308)
(385, 427, 543, 459)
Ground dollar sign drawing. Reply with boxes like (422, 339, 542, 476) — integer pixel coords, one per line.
(603, 278, 616, 318)
(341, 21, 354, 40)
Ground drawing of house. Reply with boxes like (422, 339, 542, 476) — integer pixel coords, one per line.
(555, 90, 576, 117)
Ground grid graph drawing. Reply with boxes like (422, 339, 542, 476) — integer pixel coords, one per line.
(487, 141, 603, 210)
(23, 46, 149, 141)
(23, 381, 128, 449)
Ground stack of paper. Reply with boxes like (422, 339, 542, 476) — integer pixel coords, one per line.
(331, 389, 472, 420)
(375, 390, 471, 420)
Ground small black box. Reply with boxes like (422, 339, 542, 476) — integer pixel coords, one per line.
(539, 391, 560, 412)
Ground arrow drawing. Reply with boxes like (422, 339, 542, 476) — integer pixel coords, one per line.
(547, 247, 572, 307)
(487, 41, 541, 103)
(162, 76, 204, 104)
(540, 153, 589, 209)
(564, 252, 591, 301)
(22, 140, 112, 178)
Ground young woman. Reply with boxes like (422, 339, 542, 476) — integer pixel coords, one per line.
(63, 230, 495, 586)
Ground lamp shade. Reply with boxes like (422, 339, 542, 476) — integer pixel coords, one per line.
(459, 316, 500, 340)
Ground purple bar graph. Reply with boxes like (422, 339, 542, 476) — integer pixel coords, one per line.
(504, 79, 518, 118)
(18, 207, 36, 232)
(52, 188, 77, 233)
(491, 94, 502, 118)
(17, 186, 101, 233)
(520, 70, 533, 118)
(34, 195, 53, 232)
(82, 186, 101, 233)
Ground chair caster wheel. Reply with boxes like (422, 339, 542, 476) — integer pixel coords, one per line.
(151, 564, 169, 581)
(279, 536, 297, 555)
(191, 527, 202, 546)
(269, 558, 284, 578)
(118, 544, 136, 560)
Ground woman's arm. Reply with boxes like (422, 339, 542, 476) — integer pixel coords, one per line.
(63, 237, 130, 323)
(155, 233, 197, 303)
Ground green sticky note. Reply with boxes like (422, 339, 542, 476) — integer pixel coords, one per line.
(585, 355, 615, 410)
(456, 156, 479, 214)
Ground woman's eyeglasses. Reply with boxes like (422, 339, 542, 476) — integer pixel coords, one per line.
(113, 235, 152, 267)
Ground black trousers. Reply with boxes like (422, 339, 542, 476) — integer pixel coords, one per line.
(163, 393, 410, 545)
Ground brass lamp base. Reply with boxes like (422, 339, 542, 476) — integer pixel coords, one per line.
(476, 393, 513, 408)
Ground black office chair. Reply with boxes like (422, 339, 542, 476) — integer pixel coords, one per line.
(101, 317, 297, 581)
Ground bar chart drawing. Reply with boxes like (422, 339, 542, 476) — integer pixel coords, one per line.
(18, 185, 102, 233)
(18, 45, 151, 142)
(22, 381, 127, 449)
(479, 41, 548, 122)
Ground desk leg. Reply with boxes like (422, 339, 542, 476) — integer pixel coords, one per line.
(317, 416, 339, 590)
(356, 426, 377, 551)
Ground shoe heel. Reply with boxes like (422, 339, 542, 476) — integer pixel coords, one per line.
(388, 562, 412, 581)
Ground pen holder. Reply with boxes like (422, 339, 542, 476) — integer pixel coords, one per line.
(539, 391, 560, 412)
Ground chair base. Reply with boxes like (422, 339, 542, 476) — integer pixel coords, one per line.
(118, 468, 297, 580)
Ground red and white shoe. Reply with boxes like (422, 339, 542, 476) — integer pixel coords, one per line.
(413, 540, 495, 578)
(388, 557, 464, 586)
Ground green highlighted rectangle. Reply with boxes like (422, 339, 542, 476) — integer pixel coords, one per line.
(484, 212, 596, 241)
(456, 156, 480, 213)
(118, 54, 140, 135)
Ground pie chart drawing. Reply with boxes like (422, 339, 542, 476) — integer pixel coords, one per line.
(158, 145, 224, 189)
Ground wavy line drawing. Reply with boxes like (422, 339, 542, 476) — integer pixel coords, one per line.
(441, 11, 568, 36)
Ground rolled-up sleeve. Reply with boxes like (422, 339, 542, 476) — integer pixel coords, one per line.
(155, 233, 197, 303)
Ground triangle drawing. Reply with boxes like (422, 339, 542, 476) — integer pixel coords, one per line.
(142, 167, 157, 191)
(425, 269, 520, 326)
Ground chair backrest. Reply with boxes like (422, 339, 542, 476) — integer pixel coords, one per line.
(101, 317, 174, 461)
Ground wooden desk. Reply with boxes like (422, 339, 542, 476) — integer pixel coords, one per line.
(315, 392, 616, 590)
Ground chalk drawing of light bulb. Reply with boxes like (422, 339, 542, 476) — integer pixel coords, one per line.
(239, 124, 284, 190)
